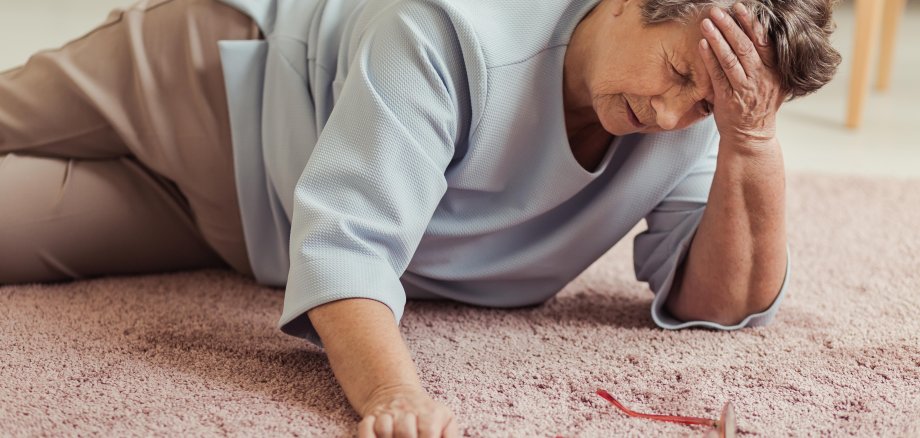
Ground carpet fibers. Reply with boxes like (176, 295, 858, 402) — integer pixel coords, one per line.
(2, 173, 919, 437)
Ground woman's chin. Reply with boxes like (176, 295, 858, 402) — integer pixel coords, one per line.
(599, 118, 639, 136)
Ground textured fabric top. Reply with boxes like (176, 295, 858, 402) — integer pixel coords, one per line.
(215, 0, 789, 348)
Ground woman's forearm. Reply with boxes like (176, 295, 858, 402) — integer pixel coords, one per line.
(307, 298, 423, 416)
(665, 139, 788, 325)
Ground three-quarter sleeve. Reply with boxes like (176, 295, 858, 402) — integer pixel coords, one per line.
(278, 4, 464, 348)
(633, 128, 790, 331)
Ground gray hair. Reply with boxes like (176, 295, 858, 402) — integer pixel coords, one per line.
(640, 0, 842, 99)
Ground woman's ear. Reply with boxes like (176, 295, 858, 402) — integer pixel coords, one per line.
(608, 0, 632, 17)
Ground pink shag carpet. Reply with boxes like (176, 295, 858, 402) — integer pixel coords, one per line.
(2, 173, 919, 437)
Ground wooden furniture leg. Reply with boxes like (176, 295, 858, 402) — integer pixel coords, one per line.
(875, 0, 907, 91)
(846, 0, 884, 129)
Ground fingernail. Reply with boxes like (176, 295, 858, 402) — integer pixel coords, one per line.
(712, 8, 725, 20)
(735, 3, 748, 16)
(702, 19, 715, 31)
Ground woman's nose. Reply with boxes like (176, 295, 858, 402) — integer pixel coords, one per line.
(651, 95, 695, 131)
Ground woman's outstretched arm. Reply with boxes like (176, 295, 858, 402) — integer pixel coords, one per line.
(308, 298, 459, 438)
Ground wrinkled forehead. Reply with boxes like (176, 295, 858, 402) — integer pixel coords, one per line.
(649, 11, 708, 65)
(647, 11, 716, 96)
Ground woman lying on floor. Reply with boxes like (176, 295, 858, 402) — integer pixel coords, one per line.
(0, 0, 839, 436)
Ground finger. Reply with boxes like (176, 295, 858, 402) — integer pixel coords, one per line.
(701, 17, 746, 89)
(420, 406, 455, 438)
(359, 416, 376, 438)
(417, 411, 446, 438)
(731, 3, 761, 51)
(699, 38, 732, 100)
(730, 3, 775, 67)
(393, 413, 418, 438)
(442, 415, 460, 438)
(709, 5, 761, 74)
(374, 413, 394, 438)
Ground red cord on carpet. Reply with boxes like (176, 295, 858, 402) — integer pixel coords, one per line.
(593, 388, 737, 437)
(595, 389, 716, 427)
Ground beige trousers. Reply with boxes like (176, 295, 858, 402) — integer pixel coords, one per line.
(0, 0, 260, 284)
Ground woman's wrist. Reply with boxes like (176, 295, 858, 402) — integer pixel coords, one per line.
(307, 298, 423, 416)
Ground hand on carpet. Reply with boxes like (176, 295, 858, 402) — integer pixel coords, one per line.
(358, 384, 459, 438)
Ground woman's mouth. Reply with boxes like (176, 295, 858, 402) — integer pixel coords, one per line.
(625, 99, 646, 129)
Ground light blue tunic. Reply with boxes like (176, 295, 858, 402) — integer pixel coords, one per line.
(216, 0, 789, 348)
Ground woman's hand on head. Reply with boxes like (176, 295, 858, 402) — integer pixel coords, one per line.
(358, 384, 460, 438)
(698, 2, 787, 151)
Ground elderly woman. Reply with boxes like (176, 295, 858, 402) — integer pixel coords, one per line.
(0, 0, 839, 435)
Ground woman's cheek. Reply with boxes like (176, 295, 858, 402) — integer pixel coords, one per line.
(595, 95, 628, 135)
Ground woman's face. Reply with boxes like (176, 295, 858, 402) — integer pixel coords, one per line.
(575, 0, 716, 136)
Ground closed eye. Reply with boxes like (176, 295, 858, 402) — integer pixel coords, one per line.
(662, 45, 692, 87)
(670, 64, 692, 86)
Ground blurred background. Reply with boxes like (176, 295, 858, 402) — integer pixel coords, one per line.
(0, 0, 917, 177)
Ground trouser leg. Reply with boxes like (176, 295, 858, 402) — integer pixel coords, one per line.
(0, 0, 261, 278)
(0, 153, 226, 284)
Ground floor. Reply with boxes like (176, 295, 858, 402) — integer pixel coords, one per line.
(3, 172, 919, 437)
(1, 0, 917, 177)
